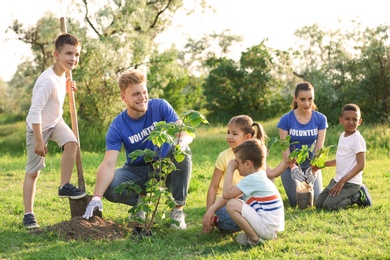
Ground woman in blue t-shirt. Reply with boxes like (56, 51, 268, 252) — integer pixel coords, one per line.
(277, 82, 328, 207)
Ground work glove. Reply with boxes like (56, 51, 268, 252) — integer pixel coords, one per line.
(82, 196, 103, 220)
(291, 166, 305, 182)
(174, 138, 189, 152)
(304, 167, 317, 185)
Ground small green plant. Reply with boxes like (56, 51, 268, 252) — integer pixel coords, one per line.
(114, 110, 209, 236)
(267, 135, 298, 154)
(310, 144, 336, 168)
(267, 135, 336, 167)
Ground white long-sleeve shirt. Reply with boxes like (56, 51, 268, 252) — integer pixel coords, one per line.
(26, 66, 66, 131)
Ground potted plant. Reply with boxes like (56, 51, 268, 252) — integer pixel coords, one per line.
(268, 136, 335, 209)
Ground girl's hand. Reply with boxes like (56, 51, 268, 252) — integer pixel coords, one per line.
(202, 210, 215, 234)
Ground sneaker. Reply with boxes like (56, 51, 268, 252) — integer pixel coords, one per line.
(357, 184, 373, 207)
(236, 233, 265, 246)
(170, 208, 186, 229)
(23, 213, 40, 230)
(129, 210, 146, 222)
(58, 183, 86, 199)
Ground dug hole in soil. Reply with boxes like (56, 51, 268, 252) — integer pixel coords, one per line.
(31, 216, 131, 240)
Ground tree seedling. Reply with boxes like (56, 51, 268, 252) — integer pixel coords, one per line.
(114, 110, 209, 237)
(268, 135, 336, 170)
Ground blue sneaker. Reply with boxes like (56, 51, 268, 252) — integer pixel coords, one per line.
(357, 184, 372, 207)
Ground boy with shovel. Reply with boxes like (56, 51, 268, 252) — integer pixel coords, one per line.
(23, 33, 86, 229)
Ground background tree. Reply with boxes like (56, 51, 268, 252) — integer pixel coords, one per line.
(3, 3, 389, 129)
(0, 79, 6, 114)
(343, 25, 390, 123)
(291, 22, 390, 124)
(5, 0, 204, 130)
(203, 41, 289, 122)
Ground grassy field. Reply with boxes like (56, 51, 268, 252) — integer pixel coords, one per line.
(0, 116, 389, 259)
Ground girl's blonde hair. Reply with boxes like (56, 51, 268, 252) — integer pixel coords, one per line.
(228, 115, 266, 143)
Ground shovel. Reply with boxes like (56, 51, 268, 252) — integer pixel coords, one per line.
(60, 17, 102, 218)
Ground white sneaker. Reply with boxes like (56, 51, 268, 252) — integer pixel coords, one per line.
(236, 233, 265, 246)
(170, 208, 186, 229)
(129, 210, 146, 221)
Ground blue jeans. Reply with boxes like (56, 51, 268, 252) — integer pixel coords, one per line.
(281, 159, 323, 207)
(104, 147, 192, 206)
(215, 206, 241, 232)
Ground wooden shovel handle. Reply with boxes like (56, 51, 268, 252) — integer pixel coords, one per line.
(60, 17, 85, 192)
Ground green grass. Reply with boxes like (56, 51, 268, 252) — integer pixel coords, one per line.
(1, 117, 390, 259)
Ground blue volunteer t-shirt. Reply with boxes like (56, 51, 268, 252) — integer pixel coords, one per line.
(106, 98, 179, 165)
(277, 110, 328, 153)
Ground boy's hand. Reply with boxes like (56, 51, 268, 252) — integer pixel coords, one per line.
(329, 181, 345, 196)
(35, 140, 48, 157)
(66, 78, 77, 93)
(227, 159, 239, 173)
(311, 165, 321, 172)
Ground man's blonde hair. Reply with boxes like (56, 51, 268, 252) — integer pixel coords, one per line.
(118, 69, 146, 92)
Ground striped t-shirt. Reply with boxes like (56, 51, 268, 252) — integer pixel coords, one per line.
(236, 170, 284, 231)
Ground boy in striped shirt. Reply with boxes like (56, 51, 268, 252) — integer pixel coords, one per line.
(223, 139, 285, 246)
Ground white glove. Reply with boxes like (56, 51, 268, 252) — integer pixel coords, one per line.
(82, 196, 103, 220)
(174, 138, 189, 152)
(291, 166, 305, 182)
(304, 167, 317, 185)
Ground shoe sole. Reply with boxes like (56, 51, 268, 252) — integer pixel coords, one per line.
(360, 185, 372, 207)
(59, 193, 87, 199)
(171, 223, 187, 229)
(24, 224, 40, 230)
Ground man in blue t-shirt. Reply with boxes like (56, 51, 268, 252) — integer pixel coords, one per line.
(82, 69, 193, 229)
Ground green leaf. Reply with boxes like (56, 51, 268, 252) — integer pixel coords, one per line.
(311, 144, 337, 168)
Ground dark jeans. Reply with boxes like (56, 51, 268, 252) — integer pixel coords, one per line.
(104, 147, 192, 206)
(316, 179, 360, 210)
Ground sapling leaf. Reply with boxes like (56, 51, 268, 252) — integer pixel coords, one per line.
(289, 145, 310, 165)
(267, 135, 299, 153)
(119, 110, 208, 233)
(311, 145, 337, 168)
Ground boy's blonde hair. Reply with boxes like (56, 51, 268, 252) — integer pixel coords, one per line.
(118, 69, 146, 92)
(234, 139, 266, 169)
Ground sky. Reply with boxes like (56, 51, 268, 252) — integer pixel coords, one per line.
(1, 0, 389, 81)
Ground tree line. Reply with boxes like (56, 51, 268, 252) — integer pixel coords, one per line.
(1, 0, 389, 130)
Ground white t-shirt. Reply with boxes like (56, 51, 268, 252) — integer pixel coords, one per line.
(334, 131, 366, 185)
(237, 170, 284, 231)
(26, 67, 66, 131)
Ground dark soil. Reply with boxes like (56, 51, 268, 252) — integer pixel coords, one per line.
(31, 216, 130, 240)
